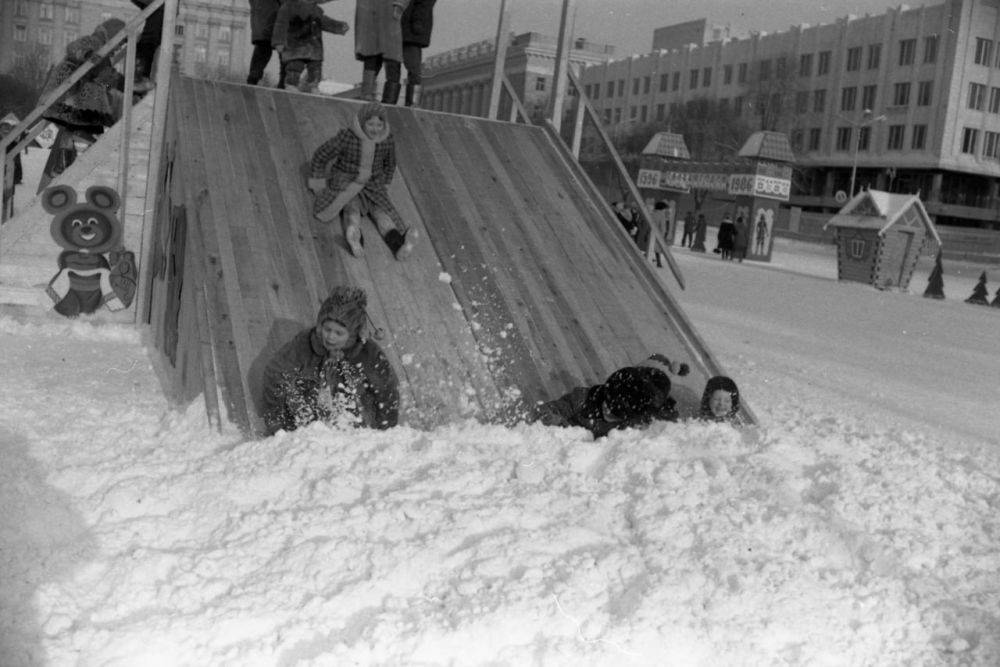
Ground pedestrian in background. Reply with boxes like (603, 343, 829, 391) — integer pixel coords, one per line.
(272, 0, 349, 93)
(247, 0, 286, 87)
(400, 0, 435, 107)
(355, 0, 411, 103)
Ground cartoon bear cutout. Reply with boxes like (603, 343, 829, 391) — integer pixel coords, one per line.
(43, 184, 137, 317)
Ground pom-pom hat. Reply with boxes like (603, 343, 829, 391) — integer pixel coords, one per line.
(317, 286, 368, 337)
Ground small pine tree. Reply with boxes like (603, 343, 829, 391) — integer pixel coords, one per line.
(965, 271, 990, 305)
(991, 285, 1000, 308)
(923, 249, 945, 299)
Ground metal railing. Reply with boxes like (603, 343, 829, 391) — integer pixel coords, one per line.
(0, 0, 165, 224)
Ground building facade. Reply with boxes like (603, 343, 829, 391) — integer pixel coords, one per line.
(580, 0, 1000, 229)
(0, 0, 251, 83)
(420, 32, 614, 122)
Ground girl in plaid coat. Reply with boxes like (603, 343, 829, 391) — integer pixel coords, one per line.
(308, 102, 415, 259)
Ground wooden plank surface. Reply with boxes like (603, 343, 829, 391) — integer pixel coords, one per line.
(166, 78, 734, 432)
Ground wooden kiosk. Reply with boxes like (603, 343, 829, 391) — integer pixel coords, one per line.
(824, 189, 941, 290)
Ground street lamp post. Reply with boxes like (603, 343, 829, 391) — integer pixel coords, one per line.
(847, 108, 887, 197)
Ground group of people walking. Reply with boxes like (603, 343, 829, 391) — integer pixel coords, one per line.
(248, 0, 436, 104)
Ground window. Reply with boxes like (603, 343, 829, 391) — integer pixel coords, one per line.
(858, 126, 871, 151)
(759, 59, 771, 80)
(990, 87, 1000, 113)
(917, 80, 933, 106)
(38, 27, 52, 45)
(703, 67, 711, 87)
(808, 127, 822, 150)
(216, 48, 230, 66)
(14, 0, 27, 17)
(923, 35, 938, 63)
(734, 96, 744, 116)
(813, 89, 826, 112)
(64, 30, 77, 45)
(777, 56, 787, 78)
(888, 125, 906, 150)
(632, 78, 639, 95)
(841, 86, 857, 111)
(738, 62, 748, 83)
(630, 105, 637, 120)
(617, 79, 624, 96)
(194, 45, 207, 62)
(799, 53, 813, 77)
(39, 3, 54, 20)
(196, 23, 209, 39)
(849, 239, 867, 260)
(974, 38, 993, 66)
(606, 81, 614, 97)
(818, 51, 831, 75)
(640, 105, 648, 122)
(755, 94, 768, 116)
(656, 103, 665, 120)
(899, 39, 916, 65)
(614, 107, 622, 124)
(65, 6, 79, 23)
(791, 129, 804, 151)
(218, 25, 231, 42)
(861, 85, 877, 111)
(718, 98, 729, 113)
(985, 131, 1000, 159)
(961, 127, 979, 153)
(723, 64, 732, 84)
(893, 82, 911, 106)
(795, 91, 809, 113)
(846, 47, 862, 71)
(671, 71, 680, 91)
(659, 73, 668, 92)
(968, 82, 986, 110)
(535, 77, 546, 92)
(14, 24, 27, 41)
(603, 108, 612, 124)
(689, 69, 699, 88)
(867, 44, 881, 70)
(911, 124, 927, 150)
(835, 126, 853, 151)
(643, 76, 650, 94)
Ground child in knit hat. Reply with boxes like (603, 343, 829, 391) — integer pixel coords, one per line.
(699, 375, 741, 423)
(532, 354, 689, 439)
(260, 285, 399, 434)
(272, 0, 349, 93)
(308, 101, 416, 260)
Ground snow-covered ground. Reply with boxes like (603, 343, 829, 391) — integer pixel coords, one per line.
(1, 220, 998, 665)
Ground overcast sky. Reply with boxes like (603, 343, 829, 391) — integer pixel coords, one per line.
(323, 0, 935, 84)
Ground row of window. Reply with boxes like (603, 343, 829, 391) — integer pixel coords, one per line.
(972, 37, 1000, 67)
(787, 124, 1000, 159)
(961, 127, 1000, 158)
(10, 21, 234, 45)
(12, 0, 79, 23)
(967, 82, 1000, 113)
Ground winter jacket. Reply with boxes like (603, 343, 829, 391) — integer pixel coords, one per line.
(355, 0, 411, 62)
(250, 0, 282, 44)
(401, 0, 435, 48)
(272, 0, 348, 63)
(534, 382, 678, 439)
(716, 219, 735, 251)
(261, 327, 399, 435)
(41, 29, 125, 131)
(308, 113, 406, 230)
(733, 219, 748, 253)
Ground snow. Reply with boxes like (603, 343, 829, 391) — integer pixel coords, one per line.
(3, 146, 1000, 664)
(2, 241, 998, 666)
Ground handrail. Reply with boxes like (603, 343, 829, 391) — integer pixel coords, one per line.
(0, 0, 164, 222)
(501, 76, 532, 124)
(563, 66, 685, 290)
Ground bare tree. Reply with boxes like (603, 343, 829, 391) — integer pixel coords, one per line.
(744, 52, 799, 133)
(0, 44, 50, 118)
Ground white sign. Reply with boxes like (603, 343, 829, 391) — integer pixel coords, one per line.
(754, 175, 791, 201)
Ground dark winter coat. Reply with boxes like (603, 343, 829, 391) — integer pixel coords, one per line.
(355, 0, 411, 62)
(272, 0, 348, 63)
(41, 28, 125, 131)
(261, 327, 399, 435)
(401, 0, 436, 48)
(716, 218, 735, 251)
(733, 218, 748, 254)
(308, 114, 406, 230)
(250, 0, 282, 44)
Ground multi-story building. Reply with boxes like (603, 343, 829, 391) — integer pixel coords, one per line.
(420, 32, 615, 122)
(0, 0, 251, 83)
(580, 1, 1000, 229)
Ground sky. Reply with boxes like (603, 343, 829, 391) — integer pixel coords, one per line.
(3, 147, 1000, 664)
(320, 0, 937, 84)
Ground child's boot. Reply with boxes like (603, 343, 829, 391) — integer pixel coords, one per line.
(384, 228, 416, 261)
(345, 225, 365, 257)
(381, 81, 401, 105)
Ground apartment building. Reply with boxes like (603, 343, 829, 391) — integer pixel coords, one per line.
(420, 32, 614, 122)
(0, 0, 251, 82)
(579, 0, 1000, 229)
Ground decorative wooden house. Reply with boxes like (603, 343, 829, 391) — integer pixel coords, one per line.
(823, 190, 941, 290)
